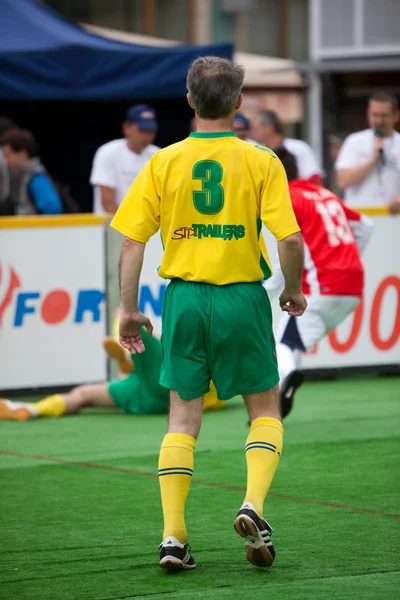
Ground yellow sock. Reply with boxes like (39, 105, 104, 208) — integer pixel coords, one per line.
(203, 381, 226, 411)
(112, 311, 120, 342)
(244, 417, 284, 517)
(30, 394, 66, 417)
(158, 433, 196, 543)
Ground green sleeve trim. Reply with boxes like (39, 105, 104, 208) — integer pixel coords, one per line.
(257, 218, 272, 280)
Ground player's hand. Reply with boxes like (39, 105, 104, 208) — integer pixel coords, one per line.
(119, 309, 153, 354)
(372, 136, 384, 164)
(279, 289, 307, 317)
(388, 196, 400, 215)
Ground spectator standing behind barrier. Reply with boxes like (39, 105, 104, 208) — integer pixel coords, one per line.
(252, 110, 323, 183)
(335, 92, 400, 215)
(0, 128, 62, 216)
(0, 117, 16, 163)
(233, 112, 257, 143)
(0, 117, 16, 214)
(90, 105, 159, 214)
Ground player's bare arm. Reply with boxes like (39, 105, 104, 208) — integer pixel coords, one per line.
(119, 237, 153, 354)
(277, 232, 307, 317)
(100, 185, 118, 213)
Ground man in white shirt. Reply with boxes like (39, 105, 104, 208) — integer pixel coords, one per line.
(90, 105, 160, 214)
(251, 110, 323, 183)
(335, 92, 400, 215)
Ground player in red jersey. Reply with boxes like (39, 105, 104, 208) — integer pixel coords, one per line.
(267, 147, 374, 418)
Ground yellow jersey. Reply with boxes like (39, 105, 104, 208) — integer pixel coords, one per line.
(111, 132, 300, 285)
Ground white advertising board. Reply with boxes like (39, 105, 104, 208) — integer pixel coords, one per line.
(138, 234, 166, 336)
(0, 219, 107, 390)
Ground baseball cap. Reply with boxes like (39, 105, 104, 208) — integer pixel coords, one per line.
(125, 104, 158, 130)
(234, 112, 250, 130)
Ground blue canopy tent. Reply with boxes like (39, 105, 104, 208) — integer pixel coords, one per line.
(0, 0, 232, 99)
(0, 0, 233, 210)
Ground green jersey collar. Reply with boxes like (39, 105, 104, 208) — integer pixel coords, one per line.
(189, 132, 237, 139)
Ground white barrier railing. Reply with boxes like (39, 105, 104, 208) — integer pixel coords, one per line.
(0, 211, 398, 391)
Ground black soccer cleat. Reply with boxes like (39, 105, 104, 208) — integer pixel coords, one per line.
(280, 369, 305, 419)
(159, 536, 196, 571)
(234, 503, 275, 567)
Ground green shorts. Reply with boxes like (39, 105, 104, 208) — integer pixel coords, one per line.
(159, 279, 279, 400)
(108, 329, 169, 415)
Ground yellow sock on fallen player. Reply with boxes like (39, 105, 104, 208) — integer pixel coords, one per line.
(244, 417, 283, 517)
(158, 433, 196, 543)
(203, 381, 226, 411)
(30, 394, 66, 418)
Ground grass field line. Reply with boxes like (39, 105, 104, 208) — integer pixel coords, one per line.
(1, 449, 399, 520)
(2, 566, 399, 591)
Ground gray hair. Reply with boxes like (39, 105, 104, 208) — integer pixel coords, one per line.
(186, 56, 245, 120)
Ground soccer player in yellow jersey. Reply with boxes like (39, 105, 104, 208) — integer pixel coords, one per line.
(111, 56, 307, 572)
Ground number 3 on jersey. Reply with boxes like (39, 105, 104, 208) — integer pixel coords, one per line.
(192, 160, 224, 215)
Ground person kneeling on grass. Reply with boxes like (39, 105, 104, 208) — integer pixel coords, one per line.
(0, 328, 225, 421)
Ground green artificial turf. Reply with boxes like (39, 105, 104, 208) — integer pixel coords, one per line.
(0, 377, 399, 600)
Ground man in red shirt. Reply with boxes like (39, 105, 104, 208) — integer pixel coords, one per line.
(267, 147, 374, 418)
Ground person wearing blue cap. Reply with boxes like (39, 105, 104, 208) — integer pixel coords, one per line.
(90, 104, 159, 214)
(233, 112, 257, 143)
